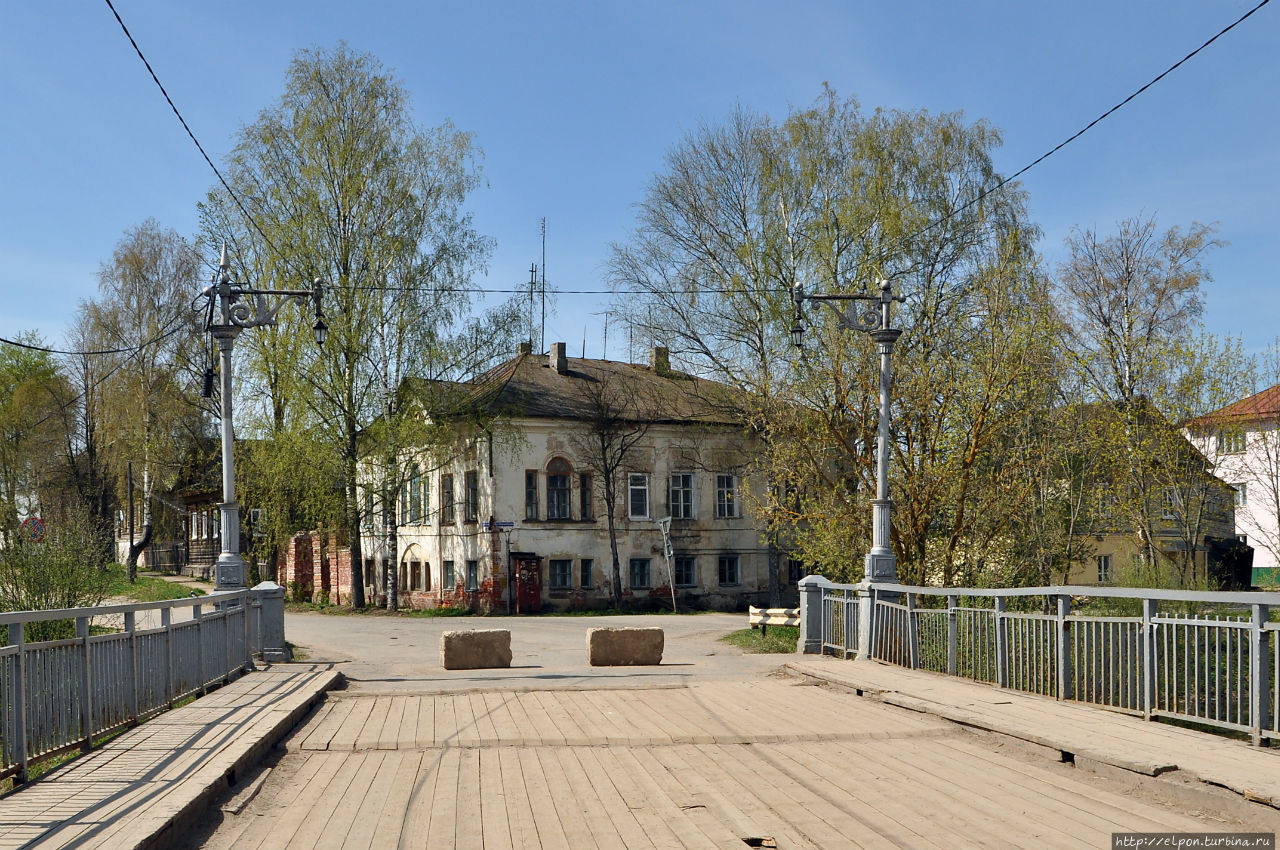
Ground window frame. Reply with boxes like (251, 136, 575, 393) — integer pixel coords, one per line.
(441, 474, 456, 524)
(1234, 482, 1248, 507)
(464, 470, 479, 523)
(1218, 429, 1246, 455)
(525, 470, 539, 520)
(465, 559, 479, 592)
(443, 560, 455, 589)
(717, 554, 740, 586)
(673, 555, 697, 588)
(716, 474, 739, 519)
(629, 557, 652, 589)
(548, 558, 572, 591)
(580, 473, 594, 521)
(628, 473, 650, 520)
(669, 472, 695, 520)
(1096, 554, 1113, 584)
(580, 558, 593, 589)
(547, 458, 571, 520)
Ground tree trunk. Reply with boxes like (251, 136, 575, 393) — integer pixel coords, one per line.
(345, 455, 366, 608)
(604, 489, 622, 608)
(384, 476, 399, 611)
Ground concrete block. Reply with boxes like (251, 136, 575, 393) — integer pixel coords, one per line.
(440, 629, 512, 670)
(587, 627, 664, 666)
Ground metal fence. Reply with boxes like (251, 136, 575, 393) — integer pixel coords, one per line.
(811, 580, 1280, 746)
(0, 590, 261, 783)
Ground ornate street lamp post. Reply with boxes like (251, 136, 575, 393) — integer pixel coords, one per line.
(202, 246, 327, 591)
(792, 278, 905, 655)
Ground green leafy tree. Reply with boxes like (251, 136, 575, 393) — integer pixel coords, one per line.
(201, 44, 502, 608)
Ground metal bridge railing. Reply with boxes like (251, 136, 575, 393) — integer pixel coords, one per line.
(0, 590, 269, 784)
(801, 578, 1279, 746)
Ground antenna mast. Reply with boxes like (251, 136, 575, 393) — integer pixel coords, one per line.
(539, 217, 547, 355)
(527, 263, 537, 350)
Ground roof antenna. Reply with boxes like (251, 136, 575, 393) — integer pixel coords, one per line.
(527, 263, 536, 351)
(539, 217, 547, 355)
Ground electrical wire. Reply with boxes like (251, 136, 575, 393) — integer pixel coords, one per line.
(0, 315, 191, 357)
(894, 0, 1272, 252)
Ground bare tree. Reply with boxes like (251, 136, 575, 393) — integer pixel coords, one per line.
(568, 368, 655, 608)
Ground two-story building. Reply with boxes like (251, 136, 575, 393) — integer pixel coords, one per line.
(1187, 384, 1280, 587)
(358, 343, 772, 612)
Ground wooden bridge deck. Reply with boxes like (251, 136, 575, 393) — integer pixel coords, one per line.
(201, 673, 1279, 850)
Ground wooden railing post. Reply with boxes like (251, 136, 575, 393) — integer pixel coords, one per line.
(1056, 594, 1073, 701)
(946, 593, 958, 676)
(8, 623, 28, 783)
(994, 596, 1008, 688)
(1141, 597, 1158, 721)
(1250, 603, 1271, 746)
(77, 616, 93, 752)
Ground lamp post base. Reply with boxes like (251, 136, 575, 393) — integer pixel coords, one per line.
(215, 552, 247, 592)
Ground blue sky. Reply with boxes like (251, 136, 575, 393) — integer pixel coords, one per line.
(2, 1, 1276, 361)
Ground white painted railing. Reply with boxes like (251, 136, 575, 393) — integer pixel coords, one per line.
(0, 589, 279, 784)
(799, 577, 1280, 746)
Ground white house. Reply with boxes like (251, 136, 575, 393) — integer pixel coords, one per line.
(1187, 384, 1280, 587)
(360, 343, 781, 611)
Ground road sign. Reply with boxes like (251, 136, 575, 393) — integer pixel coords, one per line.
(20, 516, 45, 543)
(482, 521, 516, 530)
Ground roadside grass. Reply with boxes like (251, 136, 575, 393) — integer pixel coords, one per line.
(284, 602, 472, 617)
(105, 566, 206, 602)
(719, 625, 799, 654)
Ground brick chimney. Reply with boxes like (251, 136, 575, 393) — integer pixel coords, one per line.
(550, 341, 568, 374)
(650, 346, 671, 375)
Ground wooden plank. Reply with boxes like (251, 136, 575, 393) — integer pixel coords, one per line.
(573, 744, 661, 850)
(546, 745, 619, 849)
(423, 747, 462, 849)
(354, 697, 393, 751)
(295, 699, 347, 751)
(517, 745, 572, 850)
(398, 747, 445, 847)
(326, 698, 375, 752)
(315, 750, 394, 850)
(451, 692, 480, 746)
(497, 746, 541, 849)
(521, 690, 567, 746)
(271, 752, 370, 850)
(467, 691, 500, 745)
(455, 748, 485, 849)
(480, 690, 522, 743)
(623, 745, 745, 850)
(375, 695, 407, 750)
(478, 746, 515, 850)
(538, 689, 593, 745)
(578, 745, 684, 850)
(415, 693, 435, 748)
(434, 689, 458, 746)
(367, 750, 426, 850)
(231, 753, 349, 850)
(580, 687, 670, 745)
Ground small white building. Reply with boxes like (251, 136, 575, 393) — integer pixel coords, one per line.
(361, 343, 781, 611)
(1187, 384, 1280, 587)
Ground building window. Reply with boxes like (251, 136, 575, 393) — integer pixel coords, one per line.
(441, 474, 456, 524)
(464, 471, 479, 522)
(363, 489, 375, 529)
(525, 470, 538, 520)
(669, 473, 695, 520)
(422, 562, 431, 591)
(580, 558, 593, 588)
(549, 559, 572, 590)
(580, 473, 594, 521)
(399, 482, 409, 526)
(465, 559, 479, 591)
(716, 474, 739, 518)
(547, 458, 571, 520)
(1218, 429, 1246, 455)
(1097, 555, 1113, 584)
(443, 560, 455, 588)
(1234, 482, 1248, 507)
(629, 473, 649, 519)
(399, 560, 409, 591)
(674, 556, 696, 587)
(629, 558, 651, 589)
(1161, 487, 1180, 520)
(718, 555, 740, 586)
(408, 465, 422, 524)
(787, 558, 804, 584)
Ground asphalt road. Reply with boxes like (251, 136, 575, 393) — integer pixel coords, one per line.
(282, 609, 788, 693)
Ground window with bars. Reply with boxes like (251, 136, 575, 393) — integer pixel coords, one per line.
(669, 473, 695, 519)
